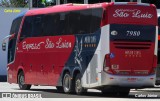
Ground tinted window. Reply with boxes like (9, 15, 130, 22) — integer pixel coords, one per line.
(42, 12, 70, 36)
(10, 17, 22, 35)
(68, 11, 81, 34)
(90, 8, 103, 33)
(20, 8, 103, 37)
(67, 8, 102, 35)
(59, 12, 70, 35)
(43, 14, 60, 36)
(8, 17, 22, 63)
(20, 16, 32, 40)
(79, 9, 92, 34)
(20, 15, 43, 40)
(32, 15, 43, 37)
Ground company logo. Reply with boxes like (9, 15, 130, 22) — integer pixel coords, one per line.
(1, 93, 42, 98)
(22, 38, 72, 51)
(125, 50, 141, 58)
(2, 93, 11, 98)
(113, 9, 153, 19)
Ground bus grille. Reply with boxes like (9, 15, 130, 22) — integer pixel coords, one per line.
(113, 42, 151, 49)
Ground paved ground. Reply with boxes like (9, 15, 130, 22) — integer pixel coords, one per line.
(0, 82, 160, 101)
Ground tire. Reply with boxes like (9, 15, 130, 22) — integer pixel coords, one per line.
(75, 73, 87, 95)
(62, 72, 74, 93)
(18, 71, 31, 90)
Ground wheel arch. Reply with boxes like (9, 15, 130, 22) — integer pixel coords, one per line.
(72, 68, 82, 79)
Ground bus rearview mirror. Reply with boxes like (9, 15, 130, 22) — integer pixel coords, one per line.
(2, 34, 13, 51)
(2, 42, 6, 51)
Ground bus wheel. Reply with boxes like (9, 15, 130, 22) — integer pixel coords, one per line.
(62, 72, 73, 93)
(18, 71, 31, 90)
(75, 73, 87, 95)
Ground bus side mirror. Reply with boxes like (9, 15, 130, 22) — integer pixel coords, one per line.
(1, 34, 14, 51)
(2, 42, 6, 51)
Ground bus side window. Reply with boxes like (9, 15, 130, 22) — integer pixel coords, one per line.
(90, 8, 103, 33)
(79, 9, 92, 34)
(32, 15, 43, 37)
(20, 16, 32, 41)
(68, 11, 81, 34)
(59, 12, 70, 35)
(43, 13, 60, 36)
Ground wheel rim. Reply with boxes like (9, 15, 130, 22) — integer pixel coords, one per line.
(63, 74, 70, 92)
(19, 74, 24, 88)
(75, 79, 81, 93)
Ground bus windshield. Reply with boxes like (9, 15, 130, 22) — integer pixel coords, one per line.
(8, 17, 22, 63)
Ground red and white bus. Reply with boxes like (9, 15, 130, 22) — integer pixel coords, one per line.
(2, 2, 158, 96)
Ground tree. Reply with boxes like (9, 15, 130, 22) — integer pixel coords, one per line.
(0, 0, 28, 7)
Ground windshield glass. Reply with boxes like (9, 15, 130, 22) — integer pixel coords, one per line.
(8, 17, 22, 63)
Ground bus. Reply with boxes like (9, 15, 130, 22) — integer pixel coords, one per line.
(2, 2, 158, 96)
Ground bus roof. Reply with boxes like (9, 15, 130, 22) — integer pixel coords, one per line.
(25, 3, 108, 16)
(25, 2, 155, 17)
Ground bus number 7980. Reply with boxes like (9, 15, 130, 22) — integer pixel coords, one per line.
(126, 31, 141, 37)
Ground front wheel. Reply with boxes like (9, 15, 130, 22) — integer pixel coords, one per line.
(75, 74, 87, 95)
(18, 71, 31, 90)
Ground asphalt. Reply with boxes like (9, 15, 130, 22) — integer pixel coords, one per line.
(0, 82, 160, 99)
